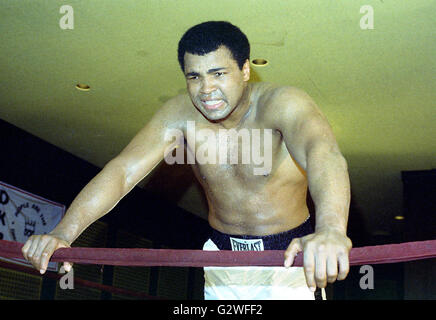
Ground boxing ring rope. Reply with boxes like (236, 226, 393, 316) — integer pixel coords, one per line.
(0, 239, 435, 267)
(0, 239, 434, 300)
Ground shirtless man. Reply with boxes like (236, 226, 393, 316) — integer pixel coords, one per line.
(22, 21, 352, 299)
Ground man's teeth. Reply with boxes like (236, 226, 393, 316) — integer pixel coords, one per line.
(203, 100, 222, 105)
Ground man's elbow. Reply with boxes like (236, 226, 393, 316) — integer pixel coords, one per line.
(103, 158, 130, 195)
(335, 152, 348, 170)
(328, 150, 348, 175)
(308, 141, 343, 161)
(307, 143, 349, 173)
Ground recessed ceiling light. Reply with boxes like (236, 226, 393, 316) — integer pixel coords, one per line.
(76, 83, 90, 91)
(251, 58, 268, 67)
(394, 215, 405, 220)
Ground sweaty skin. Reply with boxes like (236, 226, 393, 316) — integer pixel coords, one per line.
(185, 82, 311, 236)
(22, 46, 352, 291)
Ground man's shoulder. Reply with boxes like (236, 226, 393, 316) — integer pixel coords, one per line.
(161, 93, 192, 112)
(156, 93, 197, 124)
(255, 83, 311, 106)
(255, 83, 314, 124)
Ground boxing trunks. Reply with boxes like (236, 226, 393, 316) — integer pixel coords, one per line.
(203, 216, 325, 300)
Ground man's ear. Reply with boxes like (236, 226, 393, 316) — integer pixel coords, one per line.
(242, 59, 250, 81)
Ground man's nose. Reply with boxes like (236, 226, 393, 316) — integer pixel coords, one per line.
(200, 78, 216, 94)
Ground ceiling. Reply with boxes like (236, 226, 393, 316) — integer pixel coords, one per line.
(1, 1, 435, 239)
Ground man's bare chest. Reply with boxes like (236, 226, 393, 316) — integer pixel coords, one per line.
(183, 121, 285, 178)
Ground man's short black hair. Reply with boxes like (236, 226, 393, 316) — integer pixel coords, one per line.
(178, 21, 250, 72)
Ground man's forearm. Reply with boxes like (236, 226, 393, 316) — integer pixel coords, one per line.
(306, 150, 350, 235)
(49, 159, 128, 244)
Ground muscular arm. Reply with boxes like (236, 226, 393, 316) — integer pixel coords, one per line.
(272, 87, 350, 233)
(22, 96, 186, 272)
(51, 99, 184, 243)
(269, 86, 352, 290)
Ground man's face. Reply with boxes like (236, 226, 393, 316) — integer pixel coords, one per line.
(184, 46, 250, 122)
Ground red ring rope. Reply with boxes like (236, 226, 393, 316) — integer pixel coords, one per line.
(0, 239, 435, 267)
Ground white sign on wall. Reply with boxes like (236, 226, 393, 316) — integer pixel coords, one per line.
(0, 181, 65, 271)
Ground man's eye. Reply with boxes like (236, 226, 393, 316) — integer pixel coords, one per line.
(188, 76, 198, 80)
(215, 72, 224, 77)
